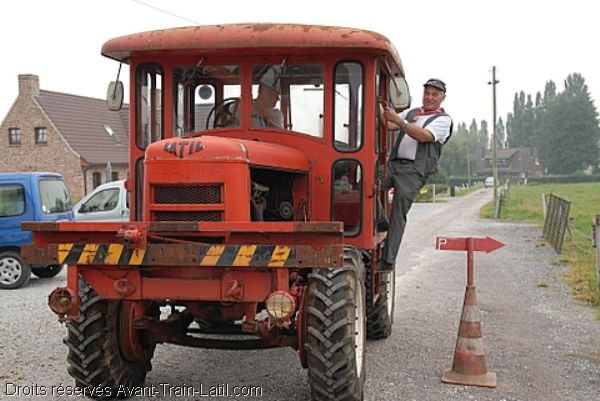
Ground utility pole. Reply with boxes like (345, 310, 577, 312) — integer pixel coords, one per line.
(466, 131, 472, 186)
(488, 66, 499, 217)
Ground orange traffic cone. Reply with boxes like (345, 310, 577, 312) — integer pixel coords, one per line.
(442, 286, 496, 388)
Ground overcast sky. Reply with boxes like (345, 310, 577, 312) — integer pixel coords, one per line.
(1, 0, 598, 128)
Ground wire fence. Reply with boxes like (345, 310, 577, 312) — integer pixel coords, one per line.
(494, 184, 508, 218)
(542, 193, 571, 254)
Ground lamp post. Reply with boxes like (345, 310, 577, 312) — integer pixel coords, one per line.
(488, 66, 499, 217)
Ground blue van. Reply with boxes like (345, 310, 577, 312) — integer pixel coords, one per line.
(0, 172, 74, 289)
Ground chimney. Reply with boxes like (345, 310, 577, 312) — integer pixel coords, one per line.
(18, 74, 40, 96)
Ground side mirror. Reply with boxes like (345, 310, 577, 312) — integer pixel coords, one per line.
(106, 81, 124, 111)
(389, 76, 411, 111)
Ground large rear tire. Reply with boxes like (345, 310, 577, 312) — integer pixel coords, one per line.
(305, 247, 366, 401)
(366, 268, 395, 339)
(64, 279, 155, 399)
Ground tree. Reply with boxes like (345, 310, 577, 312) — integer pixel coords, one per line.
(533, 81, 557, 165)
(438, 122, 469, 177)
(540, 73, 600, 174)
(495, 117, 506, 149)
(522, 94, 535, 147)
(507, 91, 525, 147)
(479, 120, 490, 150)
(468, 119, 479, 151)
(507, 91, 536, 148)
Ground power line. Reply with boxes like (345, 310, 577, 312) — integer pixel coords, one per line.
(130, 0, 200, 25)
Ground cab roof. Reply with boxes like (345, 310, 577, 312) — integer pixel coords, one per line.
(101, 23, 404, 75)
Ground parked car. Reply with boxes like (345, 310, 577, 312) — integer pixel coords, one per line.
(484, 176, 495, 188)
(73, 180, 128, 222)
(0, 172, 73, 289)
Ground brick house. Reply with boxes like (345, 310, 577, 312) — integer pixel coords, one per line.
(0, 74, 128, 200)
(477, 147, 544, 183)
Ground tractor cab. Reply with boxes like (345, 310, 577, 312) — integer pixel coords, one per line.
(103, 24, 410, 251)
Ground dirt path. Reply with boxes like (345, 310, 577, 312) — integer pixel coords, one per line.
(366, 188, 600, 401)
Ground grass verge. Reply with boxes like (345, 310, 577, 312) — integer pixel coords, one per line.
(481, 182, 600, 313)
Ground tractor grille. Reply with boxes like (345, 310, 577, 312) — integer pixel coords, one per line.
(151, 184, 224, 222)
(154, 184, 223, 204)
(153, 211, 223, 222)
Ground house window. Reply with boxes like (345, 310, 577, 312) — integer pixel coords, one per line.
(111, 172, 119, 181)
(92, 172, 102, 189)
(8, 128, 21, 145)
(35, 127, 48, 144)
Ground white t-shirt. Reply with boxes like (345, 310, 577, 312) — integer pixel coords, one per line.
(396, 111, 452, 160)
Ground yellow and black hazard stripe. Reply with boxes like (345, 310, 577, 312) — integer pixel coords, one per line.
(59, 243, 146, 265)
(57, 243, 295, 268)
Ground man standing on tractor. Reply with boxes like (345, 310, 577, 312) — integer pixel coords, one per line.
(379, 78, 453, 271)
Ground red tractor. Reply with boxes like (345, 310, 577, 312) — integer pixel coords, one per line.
(23, 23, 411, 401)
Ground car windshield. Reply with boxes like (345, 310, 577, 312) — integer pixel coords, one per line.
(80, 188, 119, 213)
(39, 179, 72, 213)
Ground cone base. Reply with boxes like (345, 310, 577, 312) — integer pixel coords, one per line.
(442, 370, 497, 388)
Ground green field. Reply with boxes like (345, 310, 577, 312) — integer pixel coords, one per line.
(481, 182, 600, 308)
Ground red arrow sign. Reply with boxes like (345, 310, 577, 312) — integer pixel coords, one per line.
(436, 236, 504, 253)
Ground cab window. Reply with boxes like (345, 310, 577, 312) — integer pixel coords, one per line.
(173, 65, 241, 133)
(251, 64, 324, 136)
(137, 64, 163, 149)
(334, 62, 364, 152)
(332, 159, 362, 236)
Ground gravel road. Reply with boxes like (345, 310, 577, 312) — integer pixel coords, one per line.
(1, 188, 598, 400)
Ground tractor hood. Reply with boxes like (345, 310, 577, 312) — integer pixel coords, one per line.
(146, 135, 310, 172)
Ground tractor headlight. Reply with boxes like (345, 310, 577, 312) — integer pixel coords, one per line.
(265, 291, 296, 320)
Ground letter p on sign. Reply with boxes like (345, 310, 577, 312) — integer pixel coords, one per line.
(436, 237, 448, 250)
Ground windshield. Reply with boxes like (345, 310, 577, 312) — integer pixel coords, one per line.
(80, 188, 119, 213)
(39, 179, 72, 214)
(171, 63, 324, 137)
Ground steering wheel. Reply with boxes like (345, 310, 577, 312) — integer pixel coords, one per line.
(205, 97, 240, 129)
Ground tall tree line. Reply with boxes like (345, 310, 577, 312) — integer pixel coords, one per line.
(439, 72, 599, 177)
(506, 73, 599, 174)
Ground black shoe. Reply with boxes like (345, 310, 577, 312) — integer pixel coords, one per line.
(377, 260, 394, 272)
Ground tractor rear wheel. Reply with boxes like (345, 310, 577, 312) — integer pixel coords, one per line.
(366, 269, 395, 339)
(305, 247, 366, 401)
(64, 279, 155, 399)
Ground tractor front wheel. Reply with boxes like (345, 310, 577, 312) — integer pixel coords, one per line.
(64, 279, 155, 399)
(305, 248, 366, 401)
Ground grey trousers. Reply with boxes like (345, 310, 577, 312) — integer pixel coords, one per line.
(382, 160, 427, 265)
